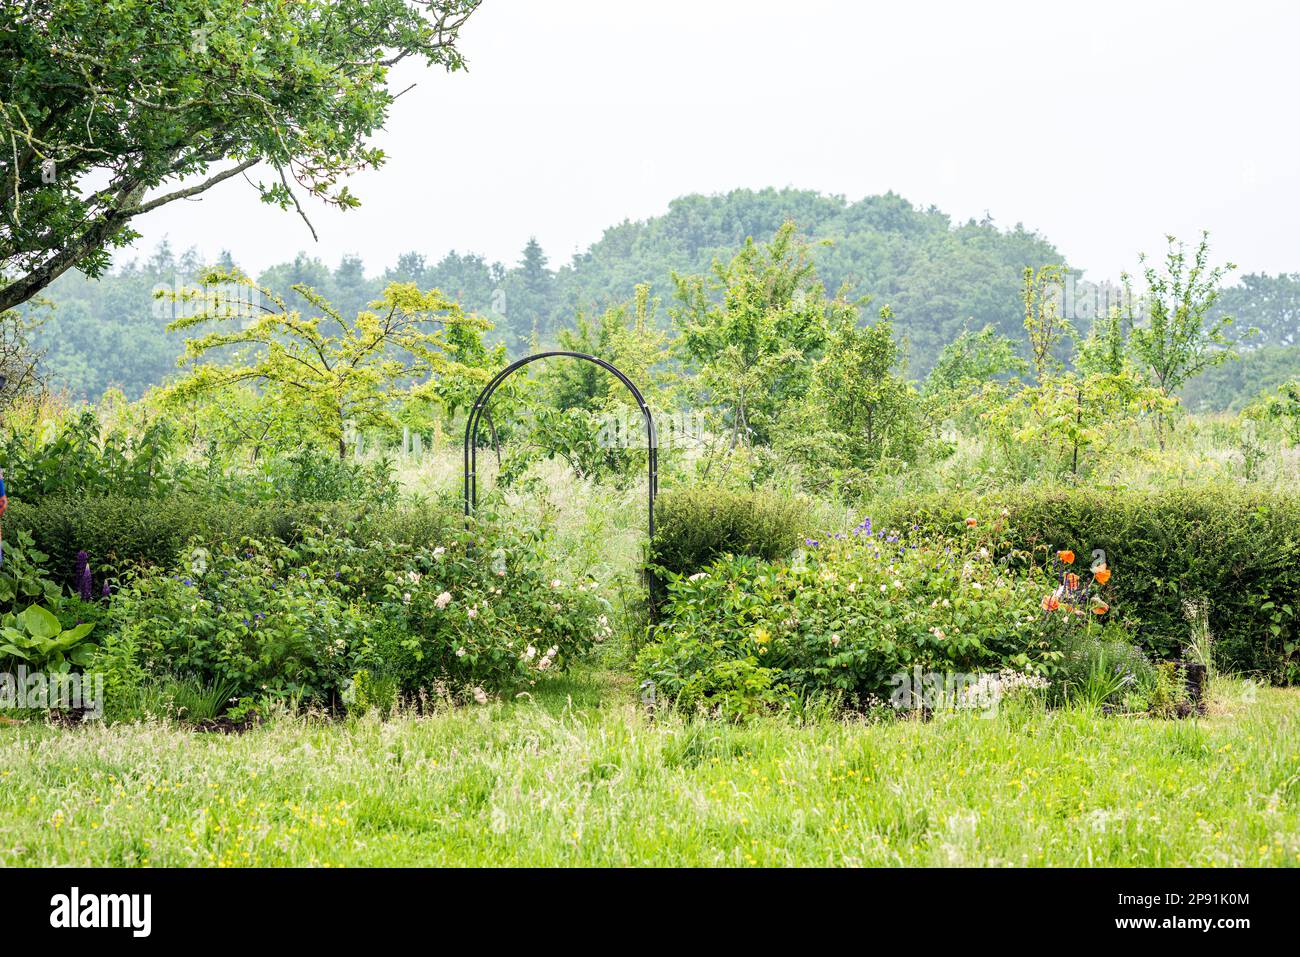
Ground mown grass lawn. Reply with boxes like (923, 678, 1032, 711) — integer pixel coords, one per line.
(1, 673, 1297, 867)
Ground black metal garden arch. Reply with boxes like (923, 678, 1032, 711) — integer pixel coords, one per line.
(462, 351, 659, 582)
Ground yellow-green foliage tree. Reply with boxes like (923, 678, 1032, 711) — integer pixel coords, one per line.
(984, 267, 1162, 478)
(547, 282, 675, 412)
(161, 270, 496, 457)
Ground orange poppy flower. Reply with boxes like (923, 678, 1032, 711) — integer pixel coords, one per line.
(1092, 600, 1109, 615)
(1041, 593, 1060, 612)
(1064, 572, 1080, 591)
(1058, 549, 1075, 564)
(965, 517, 977, 528)
(1093, 567, 1111, 585)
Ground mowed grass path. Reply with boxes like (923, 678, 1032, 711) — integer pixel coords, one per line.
(1, 674, 1297, 867)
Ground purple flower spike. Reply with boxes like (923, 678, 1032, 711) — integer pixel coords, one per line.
(75, 550, 93, 602)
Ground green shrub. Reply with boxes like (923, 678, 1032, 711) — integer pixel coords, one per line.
(105, 538, 379, 708)
(0, 411, 180, 499)
(219, 447, 400, 507)
(7, 494, 458, 589)
(636, 645, 791, 720)
(362, 529, 611, 700)
(648, 484, 809, 579)
(874, 484, 1300, 682)
(94, 520, 610, 716)
(639, 532, 1066, 713)
(86, 625, 146, 722)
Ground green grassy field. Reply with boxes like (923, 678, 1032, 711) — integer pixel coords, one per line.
(2, 671, 1296, 867)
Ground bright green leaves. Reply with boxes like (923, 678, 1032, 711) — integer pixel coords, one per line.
(158, 269, 497, 459)
(0, 1, 482, 311)
(671, 221, 833, 450)
(0, 605, 97, 673)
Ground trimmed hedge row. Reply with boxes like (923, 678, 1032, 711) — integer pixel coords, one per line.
(874, 484, 1300, 681)
(7, 494, 460, 589)
(649, 484, 810, 580)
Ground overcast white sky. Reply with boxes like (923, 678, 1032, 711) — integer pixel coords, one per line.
(130, 0, 1299, 282)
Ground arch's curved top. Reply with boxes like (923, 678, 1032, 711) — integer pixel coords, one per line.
(462, 350, 659, 544)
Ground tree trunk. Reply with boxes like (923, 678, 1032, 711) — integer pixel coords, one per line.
(0, 181, 149, 313)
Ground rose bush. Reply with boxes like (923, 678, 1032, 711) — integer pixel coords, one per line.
(97, 523, 613, 714)
(364, 529, 612, 700)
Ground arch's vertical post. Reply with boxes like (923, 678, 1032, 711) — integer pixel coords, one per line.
(462, 351, 659, 599)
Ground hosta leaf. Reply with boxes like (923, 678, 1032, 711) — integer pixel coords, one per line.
(67, 644, 98, 667)
(19, 605, 63, 641)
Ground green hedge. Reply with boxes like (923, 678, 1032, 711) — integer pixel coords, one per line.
(7, 494, 459, 588)
(649, 484, 810, 580)
(874, 484, 1300, 681)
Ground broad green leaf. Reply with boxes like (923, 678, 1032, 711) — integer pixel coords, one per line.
(18, 605, 62, 641)
(67, 644, 98, 667)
